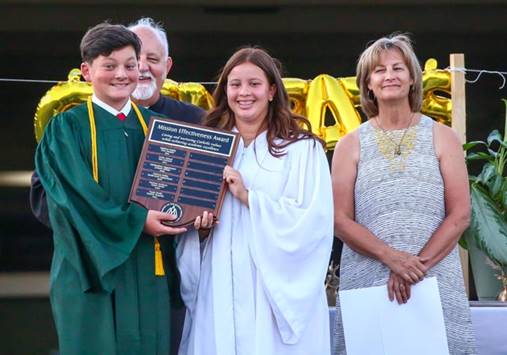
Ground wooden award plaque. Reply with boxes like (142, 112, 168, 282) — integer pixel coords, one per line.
(129, 117, 239, 227)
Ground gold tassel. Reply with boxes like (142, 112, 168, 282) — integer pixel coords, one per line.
(154, 238, 165, 276)
(86, 99, 158, 274)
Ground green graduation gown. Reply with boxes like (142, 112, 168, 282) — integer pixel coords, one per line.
(35, 103, 171, 355)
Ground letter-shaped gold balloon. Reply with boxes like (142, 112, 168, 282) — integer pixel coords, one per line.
(306, 74, 362, 150)
(160, 78, 180, 100)
(422, 59, 452, 125)
(177, 82, 214, 110)
(34, 69, 92, 142)
(338, 77, 361, 107)
(161, 79, 214, 110)
(283, 78, 308, 116)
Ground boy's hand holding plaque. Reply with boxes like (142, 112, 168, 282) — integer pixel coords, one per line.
(129, 117, 239, 227)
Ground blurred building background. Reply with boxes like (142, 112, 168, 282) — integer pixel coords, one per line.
(1, 1, 506, 353)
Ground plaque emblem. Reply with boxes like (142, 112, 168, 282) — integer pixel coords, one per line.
(161, 202, 184, 222)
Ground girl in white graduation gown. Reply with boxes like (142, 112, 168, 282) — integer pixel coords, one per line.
(177, 47, 334, 355)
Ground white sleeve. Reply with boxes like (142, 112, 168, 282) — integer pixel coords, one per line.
(175, 230, 202, 313)
(246, 139, 334, 344)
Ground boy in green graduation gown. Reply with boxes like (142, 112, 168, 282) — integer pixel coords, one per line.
(35, 23, 188, 355)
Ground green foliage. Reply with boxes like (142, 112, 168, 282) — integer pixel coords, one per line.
(462, 99, 507, 266)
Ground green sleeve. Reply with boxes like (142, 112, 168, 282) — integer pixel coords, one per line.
(35, 112, 148, 292)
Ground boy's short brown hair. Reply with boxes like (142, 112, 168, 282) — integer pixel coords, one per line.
(80, 22, 141, 63)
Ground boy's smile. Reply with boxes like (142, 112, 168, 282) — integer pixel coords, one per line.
(81, 46, 139, 111)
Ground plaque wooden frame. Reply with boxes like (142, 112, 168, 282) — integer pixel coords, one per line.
(129, 117, 239, 227)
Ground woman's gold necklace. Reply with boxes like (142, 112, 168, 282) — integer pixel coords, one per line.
(374, 113, 417, 171)
(375, 114, 415, 155)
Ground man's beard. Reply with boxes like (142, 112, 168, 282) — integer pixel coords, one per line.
(132, 77, 157, 101)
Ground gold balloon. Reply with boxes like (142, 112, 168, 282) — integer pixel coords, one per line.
(34, 69, 92, 142)
(306, 74, 362, 150)
(338, 76, 361, 108)
(422, 58, 452, 125)
(177, 82, 214, 110)
(283, 78, 309, 116)
(161, 79, 214, 110)
(160, 78, 180, 100)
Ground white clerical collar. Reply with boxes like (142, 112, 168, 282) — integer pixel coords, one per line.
(92, 94, 132, 117)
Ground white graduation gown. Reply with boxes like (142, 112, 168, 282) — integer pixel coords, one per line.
(177, 132, 334, 355)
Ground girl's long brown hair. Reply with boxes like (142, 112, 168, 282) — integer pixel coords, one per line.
(205, 47, 322, 157)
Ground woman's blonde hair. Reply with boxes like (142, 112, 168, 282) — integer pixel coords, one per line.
(356, 33, 423, 118)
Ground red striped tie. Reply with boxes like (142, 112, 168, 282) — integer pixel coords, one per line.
(117, 113, 126, 121)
